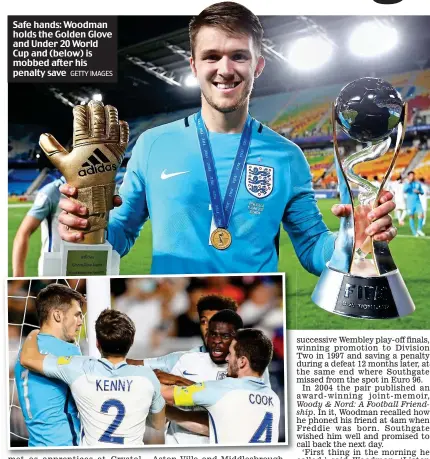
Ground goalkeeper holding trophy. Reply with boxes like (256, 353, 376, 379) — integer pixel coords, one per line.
(39, 100, 129, 276)
(47, 3, 398, 277)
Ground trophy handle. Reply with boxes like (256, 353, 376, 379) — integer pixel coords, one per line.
(372, 102, 408, 275)
(328, 103, 356, 274)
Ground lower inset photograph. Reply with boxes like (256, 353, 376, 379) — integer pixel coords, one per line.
(7, 274, 286, 448)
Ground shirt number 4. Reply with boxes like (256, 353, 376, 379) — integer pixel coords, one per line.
(250, 411, 273, 443)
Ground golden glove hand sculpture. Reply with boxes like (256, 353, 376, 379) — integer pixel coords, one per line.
(39, 100, 129, 244)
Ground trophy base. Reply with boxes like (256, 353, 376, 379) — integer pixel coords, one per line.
(40, 241, 120, 276)
(312, 265, 415, 319)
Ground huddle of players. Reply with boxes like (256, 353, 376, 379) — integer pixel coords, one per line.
(16, 284, 280, 446)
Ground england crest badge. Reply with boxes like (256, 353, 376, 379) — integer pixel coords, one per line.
(216, 371, 227, 380)
(246, 164, 274, 199)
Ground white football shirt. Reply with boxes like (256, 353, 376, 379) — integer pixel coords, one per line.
(387, 180, 406, 210)
(43, 355, 165, 446)
(174, 377, 280, 445)
(167, 352, 227, 445)
(27, 178, 64, 275)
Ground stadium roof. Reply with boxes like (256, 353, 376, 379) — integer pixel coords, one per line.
(9, 15, 430, 137)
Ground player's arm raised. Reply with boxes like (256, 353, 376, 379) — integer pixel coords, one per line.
(20, 331, 77, 386)
(125, 361, 193, 387)
(154, 370, 194, 386)
(127, 350, 187, 373)
(20, 330, 46, 373)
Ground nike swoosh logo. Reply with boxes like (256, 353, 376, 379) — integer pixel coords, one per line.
(161, 169, 190, 180)
(183, 370, 197, 376)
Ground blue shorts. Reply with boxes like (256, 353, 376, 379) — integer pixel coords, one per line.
(407, 202, 424, 216)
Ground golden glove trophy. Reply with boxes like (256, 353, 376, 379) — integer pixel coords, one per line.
(39, 99, 129, 276)
(312, 77, 415, 319)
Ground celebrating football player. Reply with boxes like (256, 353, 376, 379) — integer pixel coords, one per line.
(19, 309, 165, 446)
(55, 1, 396, 275)
(161, 328, 280, 444)
(15, 284, 84, 446)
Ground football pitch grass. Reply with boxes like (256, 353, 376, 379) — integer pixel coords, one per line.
(9, 199, 430, 330)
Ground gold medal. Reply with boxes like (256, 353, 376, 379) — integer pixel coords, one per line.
(211, 228, 232, 250)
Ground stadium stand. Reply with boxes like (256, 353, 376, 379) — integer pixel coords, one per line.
(249, 92, 293, 127)
(354, 147, 420, 181)
(320, 171, 338, 189)
(314, 147, 427, 188)
(9, 69, 430, 197)
(303, 149, 334, 183)
(269, 83, 338, 140)
(8, 169, 45, 196)
(414, 150, 430, 181)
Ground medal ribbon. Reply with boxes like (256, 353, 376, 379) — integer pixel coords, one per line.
(196, 111, 253, 230)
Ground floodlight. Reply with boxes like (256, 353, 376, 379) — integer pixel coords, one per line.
(287, 35, 333, 71)
(349, 21, 398, 57)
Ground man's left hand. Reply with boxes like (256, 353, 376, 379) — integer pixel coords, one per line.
(331, 190, 397, 242)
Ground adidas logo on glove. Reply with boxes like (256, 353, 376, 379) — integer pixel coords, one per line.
(79, 148, 118, 177)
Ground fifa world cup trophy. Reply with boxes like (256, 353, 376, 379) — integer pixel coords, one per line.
(312, 77, 415, 319)
(39, 100, 129, 276)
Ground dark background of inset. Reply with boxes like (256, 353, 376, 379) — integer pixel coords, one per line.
(9, 15, 430, 140)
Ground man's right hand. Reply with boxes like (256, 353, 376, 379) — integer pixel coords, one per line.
(58, 184, 122, 242)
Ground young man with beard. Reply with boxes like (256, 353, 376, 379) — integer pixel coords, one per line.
(162, 328, 280, 444)
(14, 284, 84, 446)
(20, 309, 166, 446)
(56, 1, 396, 275)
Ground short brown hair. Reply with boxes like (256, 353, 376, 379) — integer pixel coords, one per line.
(189, 1, 264, 57)
(95, 309, 135, 357)
(234, 329, 273, 376)
(36, 284, 85, 325)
